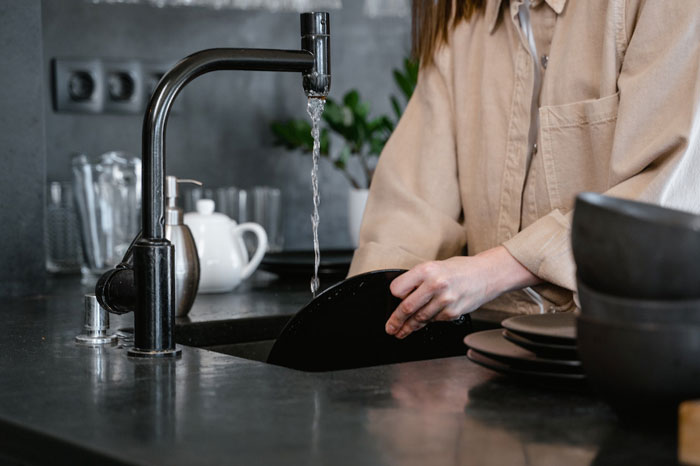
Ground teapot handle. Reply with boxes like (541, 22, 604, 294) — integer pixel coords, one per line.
(232, 222, 268, 280)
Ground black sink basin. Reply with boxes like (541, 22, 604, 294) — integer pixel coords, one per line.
(176, 315, 292, 363)
(175, 270, 475, 372)
(176, 311, 473, 372)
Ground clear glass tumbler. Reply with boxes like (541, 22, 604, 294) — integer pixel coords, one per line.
(45, 181, 82, 273)
(249, 186, 283, 252)
(72, 152, 141, 277)
(182, 184, 283, 252)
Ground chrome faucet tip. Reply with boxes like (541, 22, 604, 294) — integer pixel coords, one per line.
(301, 12, 331, 98)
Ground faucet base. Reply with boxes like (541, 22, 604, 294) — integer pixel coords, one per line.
(127, 345, 182, 359)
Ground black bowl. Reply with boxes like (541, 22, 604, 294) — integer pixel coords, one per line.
(572, 192, 700, 299)
(577, 278, 700, 325)
(577, 315, 700, 420)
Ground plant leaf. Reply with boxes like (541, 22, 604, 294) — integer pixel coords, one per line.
(343, 90, 360, 109)
(393, 69, 414, 102)
(390, 95, 403, 121)
(270, 119, 313, 152)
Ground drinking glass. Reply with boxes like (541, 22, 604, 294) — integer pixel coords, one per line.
(45, 181, 82, 273)
(72, 152, 141, 277)
(249, 186, 283, 252)
(183, 185, 283, 252)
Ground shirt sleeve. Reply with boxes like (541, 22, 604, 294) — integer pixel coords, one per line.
(503, 0, 700, 291)
(348, 49, 467, 276)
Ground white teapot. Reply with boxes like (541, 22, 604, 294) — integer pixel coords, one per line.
(184, 199, 268, 293)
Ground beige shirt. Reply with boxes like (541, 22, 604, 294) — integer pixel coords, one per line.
(349, 0, 700, 315)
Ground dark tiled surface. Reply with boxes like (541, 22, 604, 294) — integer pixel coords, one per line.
(0, 0, 47, 297)
(0, 274, 677, 465)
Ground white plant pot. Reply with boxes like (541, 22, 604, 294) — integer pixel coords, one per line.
(348, 188, 369, 248)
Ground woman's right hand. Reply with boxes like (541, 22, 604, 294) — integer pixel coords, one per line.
(385, 246, 541, 339)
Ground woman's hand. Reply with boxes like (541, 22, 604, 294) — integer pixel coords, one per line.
(385, 246, 542, 339)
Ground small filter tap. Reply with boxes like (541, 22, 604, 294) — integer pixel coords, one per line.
(75, 294, 118, 345)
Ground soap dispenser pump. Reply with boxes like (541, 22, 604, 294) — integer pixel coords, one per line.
(165, 176, 202, 317)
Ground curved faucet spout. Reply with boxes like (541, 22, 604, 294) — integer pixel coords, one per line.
(143, 48, 315, 239)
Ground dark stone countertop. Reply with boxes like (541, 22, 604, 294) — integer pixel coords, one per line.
(0, 272, 678, 465)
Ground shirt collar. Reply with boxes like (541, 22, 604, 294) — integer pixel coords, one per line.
(487, 0, 567, 33)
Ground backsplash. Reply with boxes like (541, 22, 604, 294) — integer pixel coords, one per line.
(43, 0, 411, 250)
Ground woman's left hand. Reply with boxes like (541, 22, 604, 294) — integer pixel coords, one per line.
(385, 246, 541, 339)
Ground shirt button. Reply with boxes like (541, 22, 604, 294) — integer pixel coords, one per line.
(541, 54, 549, 69)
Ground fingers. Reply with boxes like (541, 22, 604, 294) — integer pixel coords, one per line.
(393, 298, 446, 339)
(390, 266, 427, 299)
(394, 293, 465, 338)
(385, 281, 433, 335)
(386, 262, 455, 338)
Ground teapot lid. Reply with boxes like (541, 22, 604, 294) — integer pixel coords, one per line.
(185, 199, 236, 227)
(196, 199, 216, 215)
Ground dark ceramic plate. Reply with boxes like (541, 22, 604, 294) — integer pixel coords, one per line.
(464, 329, 582, 372)
(267, 269, 472, 372)
(502, 330, 578, 358)
(467, 349, 586, 382)
(260, 249, 354, 278)
(501, 313, 577, 345)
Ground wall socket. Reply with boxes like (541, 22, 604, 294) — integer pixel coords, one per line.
(53, 58, 174, 115)
(103, 60, 143, 114)
(53, 58, 104, 113)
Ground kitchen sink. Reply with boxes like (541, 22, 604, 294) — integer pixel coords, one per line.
(176, 315, 293, 363)
(175, 313, 488, 372)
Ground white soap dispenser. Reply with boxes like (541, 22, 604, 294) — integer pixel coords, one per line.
(164, 176, 201, 317)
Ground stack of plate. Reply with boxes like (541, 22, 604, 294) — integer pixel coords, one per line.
(464, 313, 585, 384)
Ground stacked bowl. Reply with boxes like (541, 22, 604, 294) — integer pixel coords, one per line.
(572, 192, 700, 420)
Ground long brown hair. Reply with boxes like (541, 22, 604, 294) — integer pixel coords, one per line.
(412, 0, 485, 68)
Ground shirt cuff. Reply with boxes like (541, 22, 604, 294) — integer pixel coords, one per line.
(502, 209, 576, 291)
(348, 241, 426, 277)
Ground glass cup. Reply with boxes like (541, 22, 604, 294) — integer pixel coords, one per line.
(183, 185, 283, 252)
(249, 186, 283, 252)
(72, 152, 141, 277)
(45, 181, 82, 273)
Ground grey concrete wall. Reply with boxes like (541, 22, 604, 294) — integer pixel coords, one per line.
(0, 0, 47, 296)
(42, 0, 411, 250)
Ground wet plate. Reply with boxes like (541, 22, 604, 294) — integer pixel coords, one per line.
(464, 329, 582, 372)
(502, 330, 578, 358)
(501, 312, 577, 345)
(267, 269, 472, 372)
(260, 249, 354, 278)
(467, 349, 587, 382)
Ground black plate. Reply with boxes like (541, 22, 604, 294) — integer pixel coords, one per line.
(464, 329, 582, 372)
(502, 330, 578, 358)
(267, 269, 473, 372)
(501, 313, 577, 345)
(467, 349, 586, 382)
(260, 249, 354, 278)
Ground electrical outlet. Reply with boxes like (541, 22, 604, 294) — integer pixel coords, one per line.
(103, 60, 144, 114)
(53, 58, 104, 113)
(53, 58, 183, 115)
(142, 61, 182, 113)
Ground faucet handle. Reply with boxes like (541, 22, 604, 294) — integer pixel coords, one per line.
(75, 294, 118, 345)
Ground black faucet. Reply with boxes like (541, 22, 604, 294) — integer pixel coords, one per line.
(96, 12, 330, 358)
